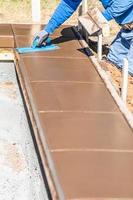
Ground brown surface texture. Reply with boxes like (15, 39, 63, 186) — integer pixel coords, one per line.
(52, 151, 133, 199)
(12, 24, 133, 199)
(31, 82, 118, 112)
(22, 57, 102, 82)
(15, 35, 88, 58)
(40, 112, 133, 150)
(0, 24, 14, 47)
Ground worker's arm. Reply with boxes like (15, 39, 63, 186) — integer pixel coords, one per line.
(33, 0, 82, 47)
(45, 0, 82, 34)
(101, 0, 133, 21)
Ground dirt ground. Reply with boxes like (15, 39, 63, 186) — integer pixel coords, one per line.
(100, 58, 133, 112)
(0, 0, 132, 112)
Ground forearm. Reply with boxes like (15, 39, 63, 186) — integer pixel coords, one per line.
(45, 0, 82, 34)
(102, 0, 133, 21)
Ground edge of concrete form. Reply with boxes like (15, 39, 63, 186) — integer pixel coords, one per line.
(91, 56, 133, 129)
(73, 26, 133, 129)
(14, 59, 62, 200)
(0, 24, 133, 200)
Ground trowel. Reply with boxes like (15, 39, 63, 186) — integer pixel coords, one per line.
(16, 37, 59, 54)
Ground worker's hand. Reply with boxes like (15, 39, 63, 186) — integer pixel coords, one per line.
(32, 30, 49, 47)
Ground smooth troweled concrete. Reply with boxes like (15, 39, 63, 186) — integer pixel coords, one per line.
(14, 25, 133, 199)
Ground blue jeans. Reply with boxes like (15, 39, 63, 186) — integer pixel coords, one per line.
(107, 29, 133, 76)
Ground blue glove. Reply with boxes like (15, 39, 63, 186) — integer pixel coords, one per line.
(32, 30, 49, 47)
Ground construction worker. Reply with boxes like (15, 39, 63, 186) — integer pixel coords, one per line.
(102, 0, 133, 76)
(34, 0, 133, 76)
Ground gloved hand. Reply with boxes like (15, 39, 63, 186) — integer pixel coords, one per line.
(32, 30, 49, 48)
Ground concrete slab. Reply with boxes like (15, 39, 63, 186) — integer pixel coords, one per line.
(21, 57, 102, 83)
(0, 62, 48, 200)
(31, 82, 118, 112)
(52, 151, 133, 199)
(15, 24, 133, 199)
(40, 112, 133, 150)
(0, 24, 14, 47)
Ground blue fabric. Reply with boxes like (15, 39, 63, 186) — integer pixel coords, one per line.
(100, 0, 133, 25)
(107, 29, 133, 76)
(100, 0, 111, 8)
(64, 0, 82, 10)
(45, 0, 82, 34)
(45, 0, 133, 33)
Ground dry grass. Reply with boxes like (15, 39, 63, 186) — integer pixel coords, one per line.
(0, 0, 76, 24)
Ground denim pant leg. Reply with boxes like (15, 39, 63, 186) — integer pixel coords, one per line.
(107, 29, 130, 69)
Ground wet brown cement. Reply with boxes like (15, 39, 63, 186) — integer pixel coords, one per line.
(0, 24, 14, 47)
(0, 24, 133, 199)
(52, 151, 133, 199)
(22, 57, 102, 82)
(15, 35, 88, 59)
(31, 82, 118, 112)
